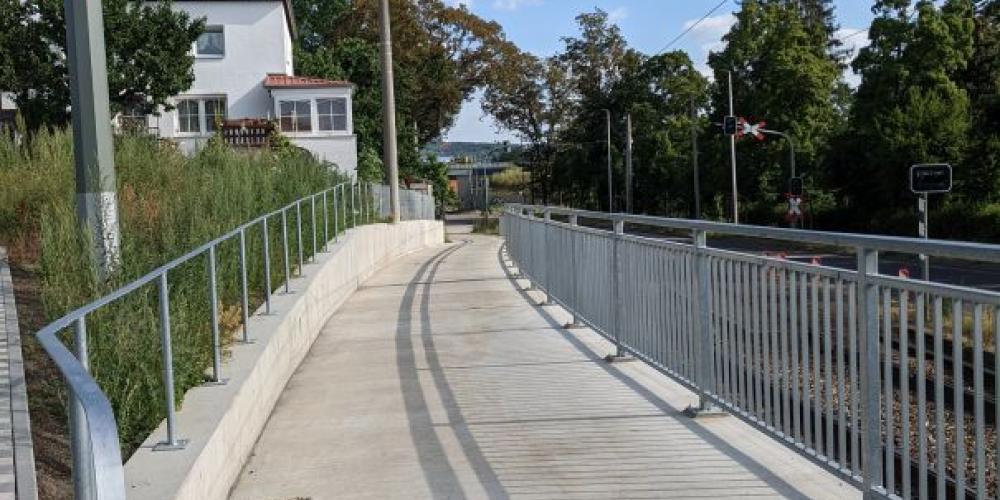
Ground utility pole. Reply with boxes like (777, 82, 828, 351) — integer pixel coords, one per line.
(625, 113, 633, 214)
(727, 71, 739, 224)
(605, 109, 613, 213)
(691, 97, 700, 219)
(378, 0, 400, 223)
(66, 0, 120, 276)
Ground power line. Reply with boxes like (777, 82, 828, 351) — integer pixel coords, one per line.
(837, 28, 867, 42)
(655, 0, 730, 55)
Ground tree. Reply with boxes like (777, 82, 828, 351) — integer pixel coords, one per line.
(1, 0, 204, 130)
(838, 0, 975, 228)
(706, 0, 846, 223)
(959, 0, 1000, 201)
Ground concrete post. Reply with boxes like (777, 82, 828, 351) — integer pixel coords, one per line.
(378, 0, 400, 223)
(66, 0, 120, 276)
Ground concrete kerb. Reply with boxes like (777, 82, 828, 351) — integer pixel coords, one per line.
(0, 247, 38, 500)
(123, 221, 444, 500)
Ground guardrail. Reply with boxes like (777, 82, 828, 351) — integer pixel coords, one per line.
(34, 182, 435, 500)
(501, 204, 1000, 500)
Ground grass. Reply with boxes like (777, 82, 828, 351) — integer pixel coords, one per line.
(0, 129, 370, 494)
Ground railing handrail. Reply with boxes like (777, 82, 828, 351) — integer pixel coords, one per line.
(33, 180, 437, 499)
(505, 204, 1000, 264)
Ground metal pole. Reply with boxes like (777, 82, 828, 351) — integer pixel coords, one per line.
(567, 214, 582, 328)
(208, 246, 222, 383)
(281, 208, 290, 292)
(296, 201, 303, 273)
(691, 97, 701, 219)
(625, 113, 633, 214)
(728, 70, 739, 224)
(156, 273, 185, 450)
(238, 229, 250, 343)
(609, 218, 625, 359)
(919, 194, 929, 281)
(262, 218, 271, 314)
(70, 317, 95, 498)
(333, 186, 340, 242)
(379, 0, 401, 223)
(66, 0, 120, 275)
(693, 229, 718, 411)
(322, 190, 329, 251)
(858, 247, 882, 497)
(605, 109, 613, 213)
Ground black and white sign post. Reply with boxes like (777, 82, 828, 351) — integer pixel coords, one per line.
(910, 164, 953, 281)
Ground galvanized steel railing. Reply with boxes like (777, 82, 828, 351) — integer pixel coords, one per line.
(501, 204, 1000, 500)
(35, 182, 435, 500)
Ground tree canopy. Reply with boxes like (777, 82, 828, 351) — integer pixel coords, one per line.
(0, 0, 204, 130)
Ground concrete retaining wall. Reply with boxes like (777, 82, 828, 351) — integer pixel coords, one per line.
(123, 220, 444, 500)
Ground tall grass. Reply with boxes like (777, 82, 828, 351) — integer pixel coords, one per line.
(1, 129, 353, 456)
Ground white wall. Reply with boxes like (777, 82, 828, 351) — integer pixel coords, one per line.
(290, 135, 358, 175)
(157, 1, 293, 138)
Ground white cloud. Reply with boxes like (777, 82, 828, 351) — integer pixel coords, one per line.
(492, 0, 540, 10)
(680, 13, 736, 78)
(834, 27, 870, 88)
(607, 7, 628, 24)
(444, 0, 473, 7)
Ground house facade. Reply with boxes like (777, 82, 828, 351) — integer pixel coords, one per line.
(152, 0, 358, 174)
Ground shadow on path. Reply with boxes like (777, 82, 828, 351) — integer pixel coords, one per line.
(395, 240, 509, 500)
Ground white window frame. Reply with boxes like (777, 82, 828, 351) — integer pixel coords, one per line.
(278, 99, 313, 133)
(194, 25, 225, 59)
(174, 96, 227, 136)
(275, 95, 352, 137)
(316, 97, 348, 132)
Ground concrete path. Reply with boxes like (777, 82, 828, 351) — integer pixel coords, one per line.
(229, 235, 860, 500)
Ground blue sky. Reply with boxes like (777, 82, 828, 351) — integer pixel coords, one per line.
(441, 0, 876, 143)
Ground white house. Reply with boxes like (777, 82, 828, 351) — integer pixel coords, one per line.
(151, 0, 358, 174)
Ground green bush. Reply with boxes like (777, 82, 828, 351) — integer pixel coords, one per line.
(0, 129, 360, 455)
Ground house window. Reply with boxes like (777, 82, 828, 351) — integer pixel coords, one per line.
(195, 26, 225, 57)
(177, 99, 200, 133)
(176, 97, 227, 134)
(279, 100, 312, 132)
(317, 98, 347, 131)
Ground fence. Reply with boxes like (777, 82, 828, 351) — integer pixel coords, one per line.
(33, 182, 434, 500)
(501, 205, 1000, 500)
(373, 185, 436, 221)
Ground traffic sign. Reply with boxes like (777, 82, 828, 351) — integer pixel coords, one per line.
(738, 118, 766, 140)
(788, 177, 803, 197)
(910, 164, 952, 194)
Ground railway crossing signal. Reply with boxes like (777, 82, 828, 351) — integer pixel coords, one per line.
(723, 115, 738, 135)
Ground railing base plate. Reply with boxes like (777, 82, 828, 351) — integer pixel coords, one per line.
(682, 405, 728, 419)
(153, 439, 189, 452)
(603, 353, 636, 363)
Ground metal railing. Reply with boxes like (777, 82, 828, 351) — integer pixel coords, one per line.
(34, 182, 435, 500)
(501, 204, 1000, 500)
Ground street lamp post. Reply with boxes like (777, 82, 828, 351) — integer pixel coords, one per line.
(727, 71, 739, 224)
(378, 0, 401, 223)
(604, 109, 613, 213)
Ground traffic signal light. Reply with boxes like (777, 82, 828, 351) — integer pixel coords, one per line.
(788, 177, 804, 197)
(723, 116, 737, 135)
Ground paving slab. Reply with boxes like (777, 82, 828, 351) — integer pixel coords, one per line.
(229, 235, 860, 500)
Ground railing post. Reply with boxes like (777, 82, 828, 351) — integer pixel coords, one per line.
(351, 183, 357, 227)
(322, 190, 329, 251)
(70, 316, 96, 498)
(207, 245, 223, 384)
(857, 247, 883, 498)
(334, 186, 340, 242)
(606, 217, 631, 362)
(262, 218, 271, 315)
(154, 273, 187, 450)
(566, 214, 582, 329)
(541, 210, 555, 306)
(690, 229, 723, 415)
(310, 195, 317, 260)
(281, 208, 290, 292)
(238, 228, 251, 343)
(296, 201, 304, 273)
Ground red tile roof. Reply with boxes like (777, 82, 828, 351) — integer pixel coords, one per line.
(263, 74, 353, 89)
